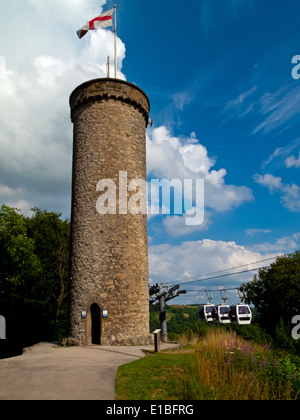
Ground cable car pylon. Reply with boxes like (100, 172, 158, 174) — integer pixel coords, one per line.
(149, 284, 186, 342)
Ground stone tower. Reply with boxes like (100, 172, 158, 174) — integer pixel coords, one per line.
(68, 78, 152, 346)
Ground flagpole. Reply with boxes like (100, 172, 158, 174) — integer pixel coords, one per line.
(114, 5, 117, 79)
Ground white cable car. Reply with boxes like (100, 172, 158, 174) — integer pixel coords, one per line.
(230, 304, 252, 325)
(199, 304, 218, 323)
(199, 291, 218, 323)
(217, 305, 231, 324)
(230, 291, 252, 325)
(217, 290, 231, 324)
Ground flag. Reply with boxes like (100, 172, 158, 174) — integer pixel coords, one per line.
(77, 8, 114, 39)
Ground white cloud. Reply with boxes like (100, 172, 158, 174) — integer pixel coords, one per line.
(254, 174, 282, 191)
(254, 173, 300, 212)
(254, 86, 300, 134)
(147, 126, 254, 219)
(149, 238, 277, 304)
(261, 139, 300, 171)
(249, 233, 300, 253)
(163, 213, 211, 238)
(222, 85, 258, 118)
(222, 83, 300, 136)
(0, 1, 125, 217)
(171, 91, 194, 111)
(245, 228, 271, 237)
(0, 0, 108, 66)
(286, 151, 300, 168)
(261, 147, 284, 170)
(221, 83, 300, 136)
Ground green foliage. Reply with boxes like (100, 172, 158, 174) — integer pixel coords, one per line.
(0, 205, 27, 237)
(183, 319, 214, 339)
(116, 329, 300, 400)
(0, 205, 70, 354)
(26, 208, 70, 337)
(243, 251, 300, 330)
(242, 251, 300, 354)
(149, 305, 199, 336)
(0, 205, 41, 287)
(274, 318, 300, 354)
(183, 319, 273, 347)
(228, 322, 273, 345)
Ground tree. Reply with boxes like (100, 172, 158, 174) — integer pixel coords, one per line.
(0, 205, 41, 288)
(0, 205, 70, 355)
(0, 205, 42, 356)
(242, 251, 300, 352)
(25, 208, 70, 339)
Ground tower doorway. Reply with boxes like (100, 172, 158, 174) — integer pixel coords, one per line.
(91, 304, 101, 345)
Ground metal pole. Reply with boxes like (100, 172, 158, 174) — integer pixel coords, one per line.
(106, 56, 110, 78)
(159, 295, 168, 342)
(114, 5, 117, 78)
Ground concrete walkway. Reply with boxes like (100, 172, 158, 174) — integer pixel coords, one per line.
(0, 342, 178, 400)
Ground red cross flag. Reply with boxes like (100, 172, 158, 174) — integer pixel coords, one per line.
(77, 8, 114, 39)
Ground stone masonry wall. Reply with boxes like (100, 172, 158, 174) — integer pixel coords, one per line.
(68, 79, 152, 346)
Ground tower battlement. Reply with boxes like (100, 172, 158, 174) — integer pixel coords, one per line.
(70, 78, 150, 125)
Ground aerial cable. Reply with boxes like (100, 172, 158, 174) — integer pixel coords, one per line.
(166, 256, 280, 285)
(165, 253, 300, 287)
(176, 266, 267, 286)
(185, 287, 240, 293)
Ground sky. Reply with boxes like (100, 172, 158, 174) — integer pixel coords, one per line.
(0, 0, 300, 305)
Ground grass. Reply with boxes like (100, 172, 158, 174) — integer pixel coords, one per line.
(179, 329, 299, 400)
(116, 350, 193, 400)
(116, 328, 300, 400)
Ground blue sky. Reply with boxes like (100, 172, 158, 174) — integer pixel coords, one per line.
(0, 0, 299, 305)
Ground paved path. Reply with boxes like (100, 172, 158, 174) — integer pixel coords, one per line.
(0, 342, 178, 400)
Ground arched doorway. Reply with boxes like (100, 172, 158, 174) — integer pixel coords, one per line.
(90, 304, 101, 345)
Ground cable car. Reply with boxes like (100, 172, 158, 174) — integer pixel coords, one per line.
(229, 289, 253, 325)
(199, 304, 218, 323)
(230, 304, 252, 325)
(199, 291, 218, 323)
(217, 290, 231, 324)
(217, 305, 231, 324)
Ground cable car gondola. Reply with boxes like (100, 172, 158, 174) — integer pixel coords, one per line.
(217, 290, 231, 324)
(199, 304, 218, 322)
(199, 291, 218, 323)
(230, 304, 252, 325)
(230, 291, 252, 325)
(217, 305, 231, 324)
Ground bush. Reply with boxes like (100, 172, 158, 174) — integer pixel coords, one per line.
(228, 322, 273, 346)
(182, 320, 216, 340)
(274, 318, 300, 355)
